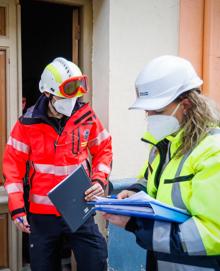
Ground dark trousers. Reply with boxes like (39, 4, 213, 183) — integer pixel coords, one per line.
(29, 214, 107, 271)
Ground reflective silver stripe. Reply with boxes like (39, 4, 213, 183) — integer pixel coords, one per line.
(88, 129, 110, 148)
(171, 150, 192, 210)
(31, 194, 54, 206)
(149, 146, 157, 164)
(153, 221, 171, 253)
(97, 163, 111, 174)
(7, 136, 30, 154)
(179, 218, 206, 255)
(34, 161, 87, 176)
(146, 146, 158, 177)
(172, 182, 188, 210)
(5, 183, 24, 194)
(158, 260, 215, 271)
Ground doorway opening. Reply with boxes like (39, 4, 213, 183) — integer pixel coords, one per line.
(20, 0, 79, 109)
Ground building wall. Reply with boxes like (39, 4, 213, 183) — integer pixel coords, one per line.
(92, 0, 110, 129)
(93, 0, 180, 179)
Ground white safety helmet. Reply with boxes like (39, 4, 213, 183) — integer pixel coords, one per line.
(39, 57, 84, 98)
(130, 55, 203, 110)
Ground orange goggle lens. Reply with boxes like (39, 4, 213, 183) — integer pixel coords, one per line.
(59, 75, 88, 98)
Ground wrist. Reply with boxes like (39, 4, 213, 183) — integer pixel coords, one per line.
(92, 179, 106, 190)
(11, 209, 26, 220)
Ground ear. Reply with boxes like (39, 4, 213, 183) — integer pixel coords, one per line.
(180, 98, 192, 114)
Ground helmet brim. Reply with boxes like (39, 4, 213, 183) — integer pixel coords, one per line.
(129, 96, 173, 110)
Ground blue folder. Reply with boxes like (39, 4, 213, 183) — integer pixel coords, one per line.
(89, 194, 190, 223)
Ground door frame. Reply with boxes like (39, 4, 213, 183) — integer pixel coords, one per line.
(17, 1, 92, 269)
(0, 1, 20, 270)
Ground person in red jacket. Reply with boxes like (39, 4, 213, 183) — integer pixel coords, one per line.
(3, 57, 112, 271)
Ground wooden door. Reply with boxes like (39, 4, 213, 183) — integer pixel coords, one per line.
(0, 213, 8, 268)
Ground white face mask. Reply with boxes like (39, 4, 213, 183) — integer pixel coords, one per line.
(147, 103, 181, 141)
(53, 97, 77, 117)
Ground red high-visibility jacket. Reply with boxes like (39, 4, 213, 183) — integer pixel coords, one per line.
(3, 96, 112, 219)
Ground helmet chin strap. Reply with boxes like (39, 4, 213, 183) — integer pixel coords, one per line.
(171, 103, 181, 116)
(48, 93, 56, 111)
(48, 93, 53, 100)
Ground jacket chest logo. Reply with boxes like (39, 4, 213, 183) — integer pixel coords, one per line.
(83, 129, 90, 140)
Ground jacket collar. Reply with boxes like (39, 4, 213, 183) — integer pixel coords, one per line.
(142, 129, 183, 150)
(32, 95, 49, 118)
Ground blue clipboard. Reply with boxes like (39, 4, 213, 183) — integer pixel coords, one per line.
(89, 194, 190, 223)
(94, 204, 189, 223)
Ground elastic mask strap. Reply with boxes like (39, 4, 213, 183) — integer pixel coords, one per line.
(171, 103, 181, 116)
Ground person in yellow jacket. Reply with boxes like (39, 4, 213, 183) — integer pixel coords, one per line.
(103, 55, 220, 271)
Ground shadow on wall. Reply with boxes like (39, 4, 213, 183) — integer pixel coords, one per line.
(107, 178, 146, 271)
(108, 224, 146, 271)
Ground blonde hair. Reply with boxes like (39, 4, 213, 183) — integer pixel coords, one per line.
(175, 90, 220, 158)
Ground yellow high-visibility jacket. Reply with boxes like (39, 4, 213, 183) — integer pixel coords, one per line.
(126, 128, 220, 271)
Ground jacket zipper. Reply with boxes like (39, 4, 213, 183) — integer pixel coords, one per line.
(54, 122, 63, 152)
(71, 127, 80, 154)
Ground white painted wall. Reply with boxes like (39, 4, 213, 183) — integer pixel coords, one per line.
(92, 0, 110, 129)
(93, 0, 180, 179)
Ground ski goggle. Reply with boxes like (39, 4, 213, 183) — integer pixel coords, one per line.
(59, 75, 88, 98)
